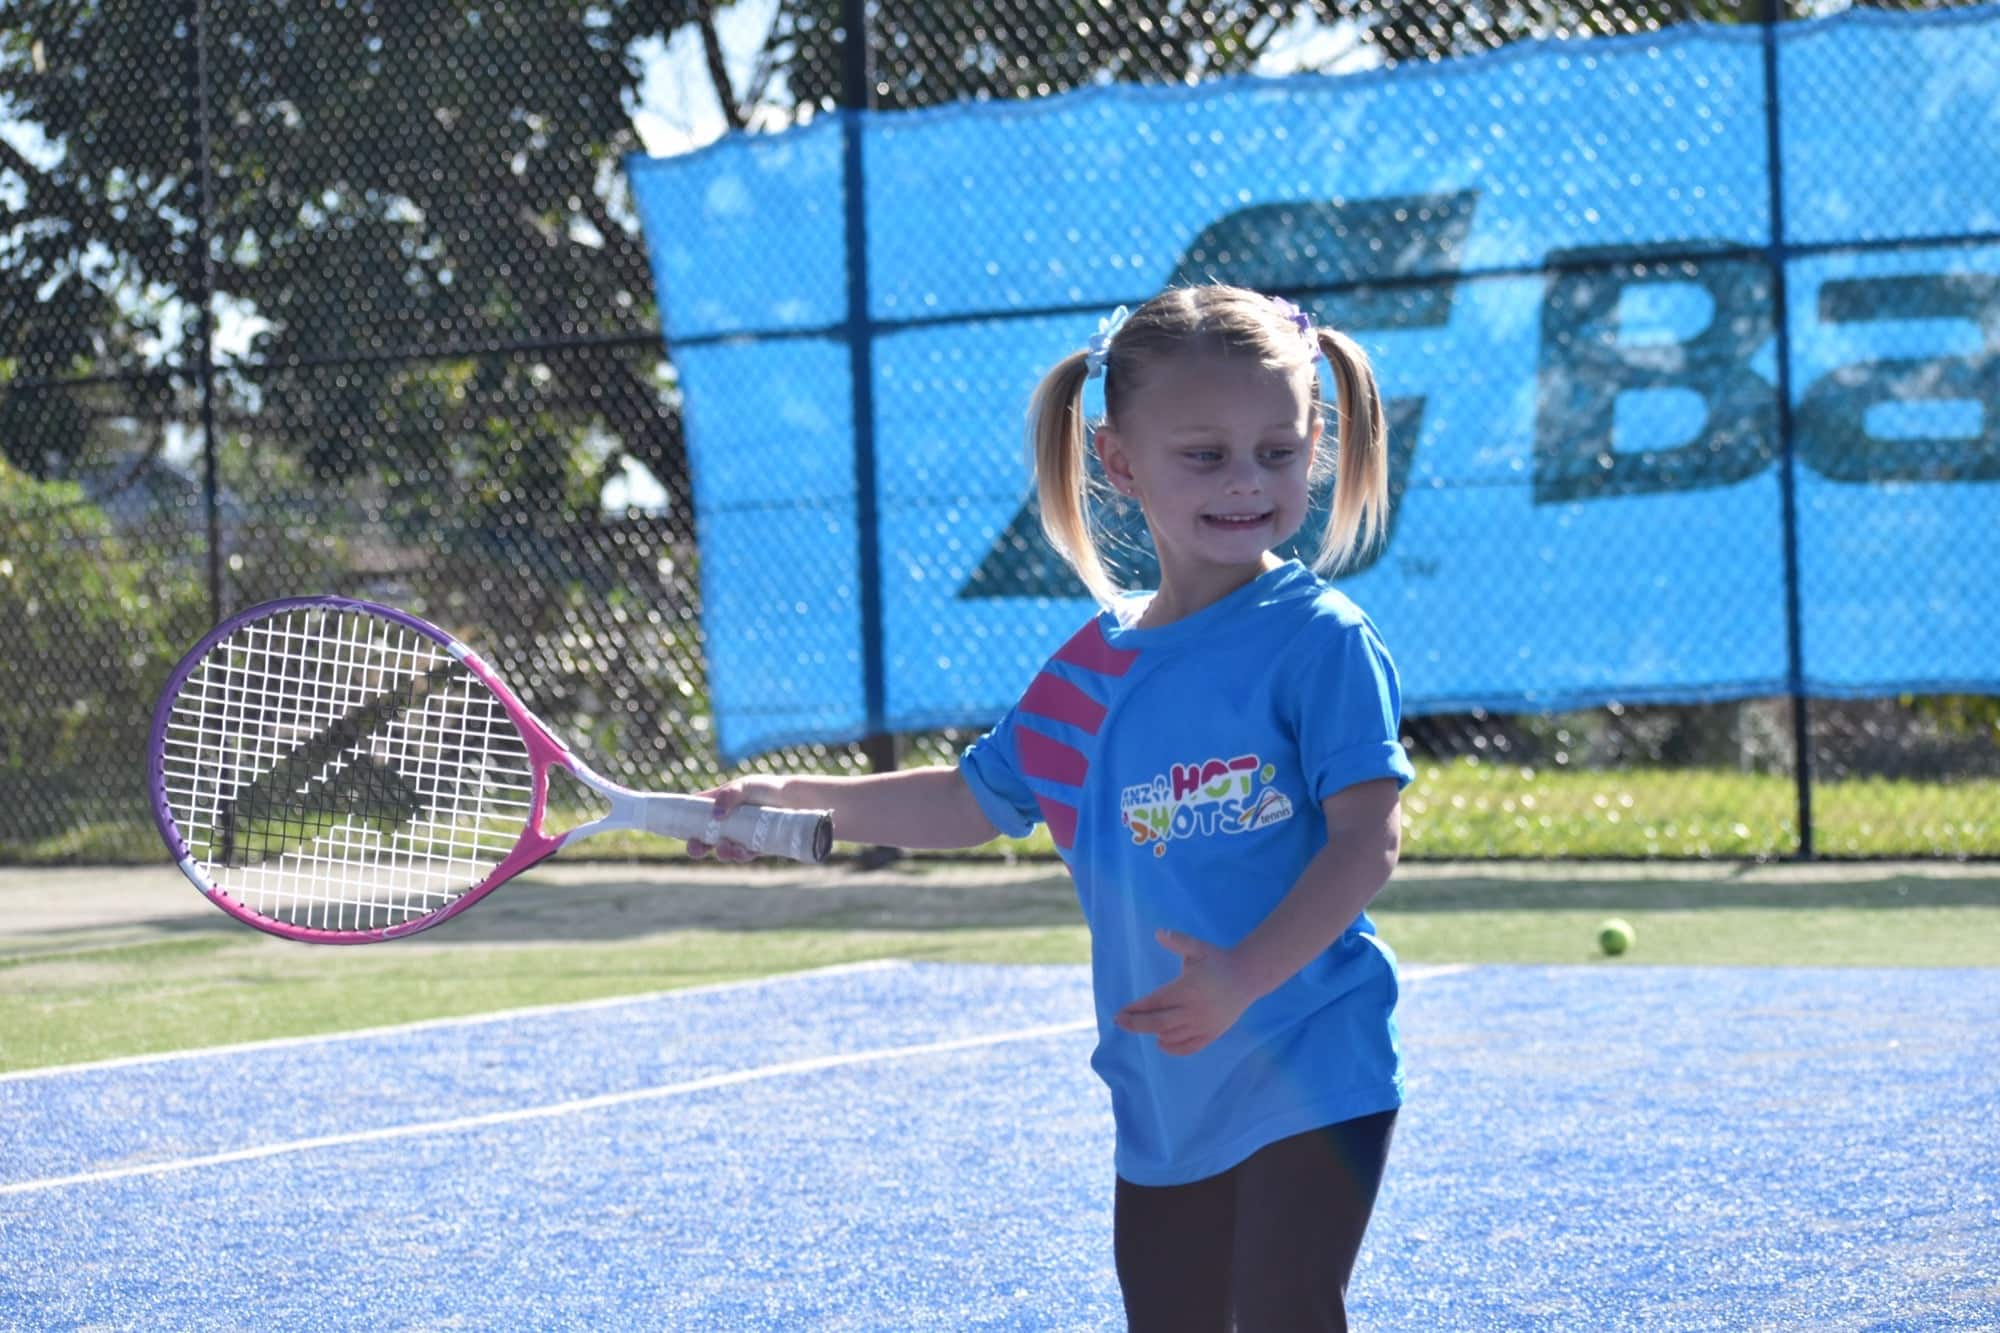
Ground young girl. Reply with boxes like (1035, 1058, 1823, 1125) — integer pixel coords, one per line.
(691, 284, 1413, 1332)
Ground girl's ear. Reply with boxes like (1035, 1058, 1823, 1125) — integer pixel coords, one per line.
(1096, 424, 1138, 497)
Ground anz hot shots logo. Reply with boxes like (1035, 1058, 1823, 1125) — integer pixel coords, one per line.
(1121, 754, 1295, 857)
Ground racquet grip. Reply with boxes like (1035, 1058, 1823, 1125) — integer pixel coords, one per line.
(641, 796, 834, 864)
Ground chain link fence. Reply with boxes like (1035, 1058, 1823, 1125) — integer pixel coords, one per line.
(3, 0, 1994, 862)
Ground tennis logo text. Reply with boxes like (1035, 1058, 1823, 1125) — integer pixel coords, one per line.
(1121, 754, 1295, 857)
(960, 191, 1998, 600)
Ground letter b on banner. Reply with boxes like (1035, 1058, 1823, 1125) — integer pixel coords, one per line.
(1534, 252, 1777, 503)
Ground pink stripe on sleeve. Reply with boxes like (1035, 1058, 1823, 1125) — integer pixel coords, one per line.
(1017, 726, 1088, 786)
(1020, 672, 1107, 735)
(1035, 794, 1078, 850)
(1052, 621, 1139, 677)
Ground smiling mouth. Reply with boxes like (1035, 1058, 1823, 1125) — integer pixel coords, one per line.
(1202, 512, 1273, 529)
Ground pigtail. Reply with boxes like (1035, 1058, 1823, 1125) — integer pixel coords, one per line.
(1027, 349, 1119, 606)
(1312, 325, 1390, 577)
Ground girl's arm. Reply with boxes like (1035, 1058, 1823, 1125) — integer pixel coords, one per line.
(1115, 777, 1403, 1056)
(691, 765, 1002, 859)
(1228, 777, 1403, 997)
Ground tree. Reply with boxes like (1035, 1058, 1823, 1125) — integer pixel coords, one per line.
(1, 2, 704, 522)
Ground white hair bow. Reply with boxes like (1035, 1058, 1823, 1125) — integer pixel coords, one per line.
(1084, 305, 1129, 380)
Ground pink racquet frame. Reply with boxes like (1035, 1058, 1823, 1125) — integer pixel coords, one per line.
(149, 596, 832, 944)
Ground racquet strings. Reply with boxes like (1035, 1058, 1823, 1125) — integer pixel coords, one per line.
(159, 606, 534, 932)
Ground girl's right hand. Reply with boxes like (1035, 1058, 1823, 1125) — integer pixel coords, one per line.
(684, 775, 796, 862)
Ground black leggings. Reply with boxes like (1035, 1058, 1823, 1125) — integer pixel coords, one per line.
(1113, 1108, 1397, 1333)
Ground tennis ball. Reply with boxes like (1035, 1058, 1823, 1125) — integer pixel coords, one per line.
(1597, 918, 1635, 957)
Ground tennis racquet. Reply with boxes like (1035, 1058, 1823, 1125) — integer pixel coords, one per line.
(147, 595, 833, 944)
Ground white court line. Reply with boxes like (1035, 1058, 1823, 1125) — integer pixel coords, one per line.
(1402, 964, 1474, 983)
(0, 965, 1476, 1198)
(6, 958, 1474, 1087)
(0, 1019, 1097, 1197)
(0, 958, 909, 1085)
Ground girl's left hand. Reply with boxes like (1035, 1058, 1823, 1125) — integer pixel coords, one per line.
(1114, 929, 1260, 1057)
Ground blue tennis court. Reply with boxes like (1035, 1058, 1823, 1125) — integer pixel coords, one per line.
(3, 961, 1995, 1330)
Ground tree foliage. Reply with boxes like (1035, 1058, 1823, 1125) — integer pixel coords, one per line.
(2, 2, 698, 514)
(0, 460, 204, 838)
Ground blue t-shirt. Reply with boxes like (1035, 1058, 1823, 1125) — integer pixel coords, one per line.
(960, 560, 1417, 1186)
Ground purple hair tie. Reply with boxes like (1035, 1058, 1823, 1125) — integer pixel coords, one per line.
(1272, 295, 1315, 343)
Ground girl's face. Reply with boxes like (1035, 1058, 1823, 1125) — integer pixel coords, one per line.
(1097, 346, 1320, 612)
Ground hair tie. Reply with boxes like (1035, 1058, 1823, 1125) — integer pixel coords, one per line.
(1271, 296, 1318, 353)
(1085, 305, 1129, 380)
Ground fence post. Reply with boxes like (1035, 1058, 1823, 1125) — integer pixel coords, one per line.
(841, 0, 904, 865)
(1759, 0, 1815, 858)
(840, 0, 892, 773)
(183, 0, 224, 627)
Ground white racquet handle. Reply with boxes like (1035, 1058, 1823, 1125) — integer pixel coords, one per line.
(633, 794, 834, 864)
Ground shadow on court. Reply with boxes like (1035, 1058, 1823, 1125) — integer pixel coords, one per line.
(3, 860, 1998, 951)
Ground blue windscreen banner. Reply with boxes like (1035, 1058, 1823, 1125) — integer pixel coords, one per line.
(628, 6, 2000, 763)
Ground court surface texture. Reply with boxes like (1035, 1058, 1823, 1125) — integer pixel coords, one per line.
(4, 956, 1995, 1330)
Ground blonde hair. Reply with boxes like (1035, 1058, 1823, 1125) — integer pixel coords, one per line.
(1027, 284, 1390, 606)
